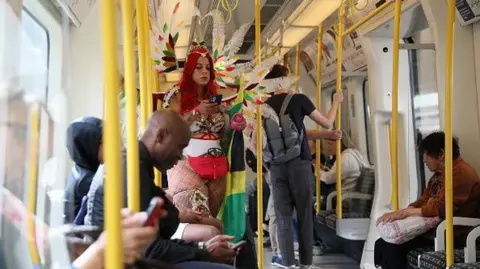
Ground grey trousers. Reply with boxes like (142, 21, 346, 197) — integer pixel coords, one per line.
(270, 157, 314, 266)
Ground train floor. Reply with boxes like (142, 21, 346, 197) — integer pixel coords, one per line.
(259, 237, 360, 269)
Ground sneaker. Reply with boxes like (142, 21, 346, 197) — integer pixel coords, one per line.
(300, 265, 321, 269)
(312, 246, 323, 256)
(271, 255, 300, 268)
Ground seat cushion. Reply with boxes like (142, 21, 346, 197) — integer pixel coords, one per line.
(326, 213, 337, 230)
(451, 262, 480, 269)
(316, 209, 335, 225)
(418, 249, 480, 268)
(407, 247, 434, 269)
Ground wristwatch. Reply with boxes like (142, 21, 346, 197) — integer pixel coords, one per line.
(198, 241, 207, 250)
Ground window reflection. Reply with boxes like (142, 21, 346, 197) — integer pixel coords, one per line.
(19, 9, 49, 101)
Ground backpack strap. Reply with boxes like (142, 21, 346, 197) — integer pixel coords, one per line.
(279, 93, 295, 116)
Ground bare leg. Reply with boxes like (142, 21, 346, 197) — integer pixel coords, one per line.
(181, 223, 221, 242)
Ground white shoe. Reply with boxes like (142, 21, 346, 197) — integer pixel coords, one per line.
(300, 265, 321, 269)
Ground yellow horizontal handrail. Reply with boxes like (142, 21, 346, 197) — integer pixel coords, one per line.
(343, 0, 393, 37)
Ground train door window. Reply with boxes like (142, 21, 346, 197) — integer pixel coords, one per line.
(405, 28, 439, 193)
(19, 8, 49, 101)
(363, 78, 374, 164)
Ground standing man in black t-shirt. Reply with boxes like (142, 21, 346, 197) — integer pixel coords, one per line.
(264, 64, 343, 269)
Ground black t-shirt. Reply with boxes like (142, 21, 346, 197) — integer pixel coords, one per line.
(265, 93, 316, 160)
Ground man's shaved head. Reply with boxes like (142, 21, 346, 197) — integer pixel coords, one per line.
(141, 110, 190, 170)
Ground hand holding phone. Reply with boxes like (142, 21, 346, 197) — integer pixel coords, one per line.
(143, 197, 164, 227)
(230, 240, 246, 250)
(209, 94, 223, 105)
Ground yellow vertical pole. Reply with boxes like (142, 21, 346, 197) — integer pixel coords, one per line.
(444, 0, 456, 266)
(335, 5, 344, 219)
(315, 25, 324, 214)
(295, 44, 300, 92)
(136, 0, 148, 131)
(152, 69, 162, 187)
(391, 0, 401, 212)
(143, 4, 153, 117)
(100, 0, 124, 266)
(254, 0, 264, 268)
(388, 122, 394, 206)
(121, 0, 140, 212)
(27, 103, 40, 265)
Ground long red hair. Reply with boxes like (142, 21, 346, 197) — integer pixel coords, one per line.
(179, 47, 219, 114)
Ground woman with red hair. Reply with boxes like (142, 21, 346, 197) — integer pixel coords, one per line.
(161, 45, 245, 239)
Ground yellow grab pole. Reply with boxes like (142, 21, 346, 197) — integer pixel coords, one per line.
(152, 69, 162, 187)
(444, 0, 456, 266)
(121, 0, 140, 212)
(315, 25, 324, 214)
(254, 0, 264, 268)
(391, 0, 401, 212)
(295, 44, 300, 92)
(143, 4, 153, 117)
(343, 0, 393, 37)
(135, 0, 148, 131)
(388, 122, 394, 206)
(27, 103, 41, 265)
(100, 0, 124, 266)
(335, 5, 345, 219)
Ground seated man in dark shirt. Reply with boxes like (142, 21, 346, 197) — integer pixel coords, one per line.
(85, 110, 236, 268)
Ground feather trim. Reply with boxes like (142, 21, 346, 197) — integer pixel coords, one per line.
(162, 85, 180, 108)
(224, 23, 249, 60)
(258, 76, 298, 93)
(244, 55, 281, 89)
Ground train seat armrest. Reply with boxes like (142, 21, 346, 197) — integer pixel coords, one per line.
(434, 217, 480, 251)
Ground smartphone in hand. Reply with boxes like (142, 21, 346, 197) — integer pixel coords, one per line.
(209, 94, 223, 105)
(143, 198, 163, 227)
(231, 240, 246, 250)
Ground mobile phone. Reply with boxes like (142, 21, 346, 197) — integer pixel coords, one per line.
(143, 198, 163, 227)
(231, 240, 246, 250)
(210, 94, 223, 105)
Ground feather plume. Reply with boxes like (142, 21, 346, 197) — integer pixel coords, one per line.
(244, 55, 281, 89)
(224, 23, 249, 60)
(204, 10, 226, 60)
(258, 76, 298, 93)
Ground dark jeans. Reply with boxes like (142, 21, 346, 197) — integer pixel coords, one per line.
(271, 157, 314, 266)
(374, 237, 432, 269)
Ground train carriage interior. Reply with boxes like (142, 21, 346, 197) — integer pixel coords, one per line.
(2, 0, 480, 268)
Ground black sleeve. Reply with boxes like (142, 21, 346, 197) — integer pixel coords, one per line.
(145, 238, 213, 264)
(152, 186, 180, 239)
(297, 94, 316, 116)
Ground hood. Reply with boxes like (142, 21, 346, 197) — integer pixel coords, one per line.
(66, 117, 102, 171)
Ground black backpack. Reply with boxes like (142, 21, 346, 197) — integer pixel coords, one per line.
(263, 93, 303, 164)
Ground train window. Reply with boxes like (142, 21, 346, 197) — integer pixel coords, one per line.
(405, 29, 440, 191)
(19, 8, 50, 101)
(362, 78, 374, 165)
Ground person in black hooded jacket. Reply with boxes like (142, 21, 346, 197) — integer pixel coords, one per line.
(64, 117, 103, 223)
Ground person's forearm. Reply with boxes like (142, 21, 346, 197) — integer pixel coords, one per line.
(325, 103, 339, 127)
(306, 129, 332, 140)
(72, 243, 104, 269)
(403, 207, 422, 217)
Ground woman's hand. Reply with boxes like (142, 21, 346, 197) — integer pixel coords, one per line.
(376, 209, 409, 225)
(179, 209, 203, 224)
(197, 100, 220, 116)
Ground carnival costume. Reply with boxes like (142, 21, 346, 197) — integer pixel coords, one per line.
(120, 1, 299, 242)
